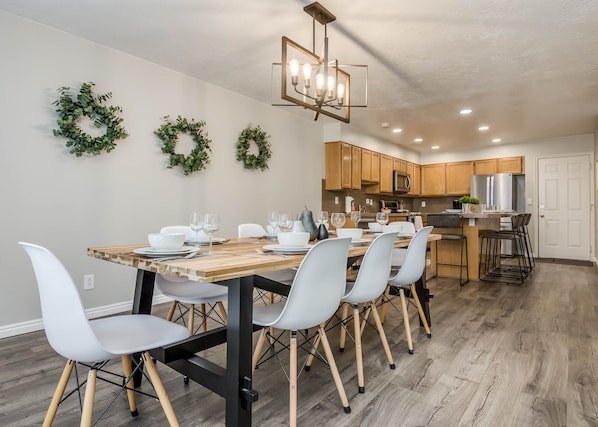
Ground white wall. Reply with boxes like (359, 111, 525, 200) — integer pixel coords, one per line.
(0, 12, 325, 336)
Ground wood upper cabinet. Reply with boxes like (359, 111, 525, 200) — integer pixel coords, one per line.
(473, 158, 497, 175)
(361, 149, 380, 183)
(445, 161, 474, 195)
(497, 156, 524, 174)
(393, 157, 407, 173)
(407, 162, 420, 195)
(351, 145, 361, 189)
(325, 141, 360, 190)
(379, 154, 394, 193)
(421, 163, 446, 196)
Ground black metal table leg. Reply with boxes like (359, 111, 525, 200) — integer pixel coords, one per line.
(132, 270, 156, 387)
(414, 269, 431, 327)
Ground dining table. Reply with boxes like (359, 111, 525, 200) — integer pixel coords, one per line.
(87, 233, 439, 426)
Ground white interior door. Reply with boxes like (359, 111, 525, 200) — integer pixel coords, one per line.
(538, 155, 591, 260)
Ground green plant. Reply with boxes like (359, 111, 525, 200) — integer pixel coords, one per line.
(459, 196, 480, 204)
(236, 124, 272, 171)
(155, 115, 212, 175)
(52, 82, 128, 156)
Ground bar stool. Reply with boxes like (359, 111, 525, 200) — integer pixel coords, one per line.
(479, 214, 529, 285)
(426, 213, 469, 286)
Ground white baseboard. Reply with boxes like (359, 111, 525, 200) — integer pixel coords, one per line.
(0, 294, 171, 339)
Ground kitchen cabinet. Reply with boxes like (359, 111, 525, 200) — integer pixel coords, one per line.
(421, 163, 446, 196)
(393, 158, 407, 173)
(366, 154, 393, 194)
(445, 161, 474, 195)
(497, 156, 524, 174)
(407, 162, 420, 196)
(325, 142, 361, 190)
(361, 149, 379, 183)
(473, 158, 498, 175)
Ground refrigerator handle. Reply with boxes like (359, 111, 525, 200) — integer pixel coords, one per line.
(489, 176, 494, 205)
(485, 176, 491, 205)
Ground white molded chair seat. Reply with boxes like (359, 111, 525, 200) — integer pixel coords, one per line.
(251, 237, 352, 426)
(382, 226, 433, 354)
(157, 226, 228, 334)
(19, 242, 190, 427)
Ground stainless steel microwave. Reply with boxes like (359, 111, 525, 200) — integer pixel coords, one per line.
(393, 171, 411, 193)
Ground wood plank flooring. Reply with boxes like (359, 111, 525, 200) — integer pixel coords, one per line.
(1, 262, 597, 426)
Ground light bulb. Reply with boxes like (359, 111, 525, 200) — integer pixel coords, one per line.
(316, 73, 325, 97)
(337, 83, 345, 105)
(289, 59, 299, 86)
(302, 63, 312, 89)
(327, 76, 335, 99)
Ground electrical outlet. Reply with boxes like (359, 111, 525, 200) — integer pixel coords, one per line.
(84, 274, 94, 290)
(421, 201, 426, 207)
(334, 196, 339, 205)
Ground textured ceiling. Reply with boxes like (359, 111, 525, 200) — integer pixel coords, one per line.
(3, 0, 598, 153)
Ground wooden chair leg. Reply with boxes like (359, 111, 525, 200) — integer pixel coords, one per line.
(399, 288, 414, 354)
(380, 286, 391, 324)
(121, 355, 138, 417)
(80, 369, 97, 427)
(201, 304, 207, 332)
(289, 331, 298, 427)
(188, 304, 195, 334)
(166, 301, 177, 321)
(305, 333, 321, 370)
(142, 352, 180, 427)
(252, 328, 267, 373)
(368, 302, 396, 369)
(352, 304, 365, 393)
(409, 284, 431, 337)
(43, 359, 75, 427)
(339, 303, 349, 351)
(217, 301, 228, 323)
(318, 325, 351, 413)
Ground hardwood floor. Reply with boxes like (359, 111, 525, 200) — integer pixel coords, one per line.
(1, 262, 597, 426)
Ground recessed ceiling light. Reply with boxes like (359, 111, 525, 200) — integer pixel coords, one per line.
(431, 145, 440, 150)
(460, 108, 472, 115)
(381, 122, 390, 128)
(392, 128, 402, 133)
(492, 138, 502, 143)
(478, 125, 489, 131)
(413, 138, 423, 143)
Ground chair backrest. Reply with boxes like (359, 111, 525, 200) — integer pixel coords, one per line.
(237, 223, 267, 238)
(271, 238, 351, 331)
(19, 242, 113, 362)
(383, 221, 414, 234)
(426, 214, 461, 229)
(343, 232, 397, 303)
(388, 226, 433, 287)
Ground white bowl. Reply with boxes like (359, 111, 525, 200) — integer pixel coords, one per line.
(148, 232, 186, 250)
(368, 222, 383, 232)
(336, 228, 363, 241)
(277, 232, 310, 247)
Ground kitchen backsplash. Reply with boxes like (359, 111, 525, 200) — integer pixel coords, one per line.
(321, 180, 458, 214)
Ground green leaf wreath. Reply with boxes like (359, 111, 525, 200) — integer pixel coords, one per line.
(236, 124, 272, 171)
(155, 115, 212, 175)
(52, 82, 128, 156)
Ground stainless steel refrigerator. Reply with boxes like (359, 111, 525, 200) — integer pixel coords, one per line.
(470, 173, 525, 254)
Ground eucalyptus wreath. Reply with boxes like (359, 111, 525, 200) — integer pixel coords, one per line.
(155, 115, 212, 175)
(236, 124, 272, 171)
(52, 82, 128, 156)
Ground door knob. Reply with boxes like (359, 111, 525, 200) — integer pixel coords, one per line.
(539, 214, 544, 218)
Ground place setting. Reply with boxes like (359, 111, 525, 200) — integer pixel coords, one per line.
(187, 212, 229, 254)
(262, 217, 313, 254)
(133, 232, 201, 260)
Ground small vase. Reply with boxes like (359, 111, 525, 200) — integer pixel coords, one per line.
(317, 223, 329, 240)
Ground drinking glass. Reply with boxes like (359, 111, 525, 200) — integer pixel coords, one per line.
(201, 213, 220, 255)
(330, 212, 346, 230)
(350, 210, 361, 228)
(268, 211, 280, 233)
(278, 213, 293, 232)
(190, 212, 203, 242)
(317, 210, 329, 226)
(376, 211, 389, 226)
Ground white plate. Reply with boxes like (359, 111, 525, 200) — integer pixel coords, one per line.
(445, 209, 463, 213)
(350, 239, 371, 245)
(133, 246, 200, 257)
(186, 237, 229, 245)
(263, 244, 313, 254)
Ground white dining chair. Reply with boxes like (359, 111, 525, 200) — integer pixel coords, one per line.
(388, 221, 417, 268)
(305, 232, 398, 394)
(19, 242, 190, 427)
(157, 225, 228, 334)
(251, 237, 352, 427)
(237, 223, 267, 238)
(382, 226, 433, 354)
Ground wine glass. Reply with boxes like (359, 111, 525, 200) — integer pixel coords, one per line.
(190, 212, 203, 243)
(268, 211, 280, 233)
(330, 212, 346, 230)
(278, 213, 293, 233)
(350, 210, 361, 228)
(376, 211, 389, 226)
(317, 211, 329, 226)
(201, 213, 220, 255)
